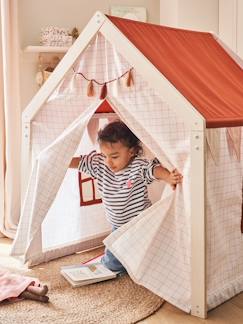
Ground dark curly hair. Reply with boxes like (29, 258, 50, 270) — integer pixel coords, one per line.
(97, 120, 143, 156)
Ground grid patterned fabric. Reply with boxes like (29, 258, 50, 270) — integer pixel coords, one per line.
(205, 127, 243, 309)
(11, 33, 243, 312)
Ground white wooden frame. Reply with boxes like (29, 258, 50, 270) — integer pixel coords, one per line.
(21, 11, 207, 318)
(190, 127, 206, 318)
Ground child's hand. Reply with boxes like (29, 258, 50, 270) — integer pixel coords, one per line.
(168, 169, 183, 190)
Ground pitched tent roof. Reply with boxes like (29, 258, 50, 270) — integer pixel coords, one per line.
(108, 15, 243, 128)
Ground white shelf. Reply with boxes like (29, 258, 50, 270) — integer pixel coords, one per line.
(24, 45, 70, 53)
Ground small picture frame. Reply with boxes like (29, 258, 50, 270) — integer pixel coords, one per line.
(110, 6, 147, 22)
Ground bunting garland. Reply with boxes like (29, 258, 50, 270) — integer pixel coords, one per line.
(74, 68, 134, 99)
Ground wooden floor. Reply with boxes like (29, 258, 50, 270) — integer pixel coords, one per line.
(1, 237, 242, 324)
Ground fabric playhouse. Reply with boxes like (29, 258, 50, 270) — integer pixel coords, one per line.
(11, 12, 243, 318)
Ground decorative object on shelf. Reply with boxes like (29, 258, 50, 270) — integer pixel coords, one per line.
(35, 55, 45, 87)
(70, 27, 79, 40)
(110, 6, 147, 22)
(40, 26, 73, 47)
(35, 55, 61, 86)
(75, 68, 134, 99)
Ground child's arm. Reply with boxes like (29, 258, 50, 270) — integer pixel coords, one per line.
(153, 166, 183, 190)
(69, 157, 81, 169)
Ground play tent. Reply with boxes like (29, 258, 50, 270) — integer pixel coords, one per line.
(11, 12, 243, 318)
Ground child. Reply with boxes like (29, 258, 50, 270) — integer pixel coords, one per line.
(70, 120, 183, 272)
(0, 269, 49, 303)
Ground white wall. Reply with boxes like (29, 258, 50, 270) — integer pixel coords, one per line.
(178, 0, 218, 33)
(219, 0, 237, 51)
(160, 0, 178, 27)
(18, 0, 160, 109)
(19, 0, 160, 47)
(237, 0, 243, 57)
(160, 0, 219, 33)
(160, 0, 243, 60)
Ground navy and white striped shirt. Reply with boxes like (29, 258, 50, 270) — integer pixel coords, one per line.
(79, 151, 159, 228)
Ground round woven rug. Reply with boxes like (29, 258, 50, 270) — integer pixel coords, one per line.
(0, 248, 164, 324)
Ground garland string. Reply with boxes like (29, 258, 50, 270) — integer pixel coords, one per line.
(73, 67, 134, 99)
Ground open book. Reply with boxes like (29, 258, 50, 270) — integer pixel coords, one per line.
(60, 253, 119, 287)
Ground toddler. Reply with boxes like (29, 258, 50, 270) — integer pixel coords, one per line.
(70, 120, 183, 272)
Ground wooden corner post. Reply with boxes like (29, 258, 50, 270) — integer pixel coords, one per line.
(190, 120, 207, 318)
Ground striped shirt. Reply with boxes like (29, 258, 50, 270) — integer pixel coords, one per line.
(79, 151, 160, 228)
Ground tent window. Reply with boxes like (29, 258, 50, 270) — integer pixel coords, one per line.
(78, 172, 102, 206)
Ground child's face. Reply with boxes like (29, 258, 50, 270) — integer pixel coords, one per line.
(100, 141, 135, 173)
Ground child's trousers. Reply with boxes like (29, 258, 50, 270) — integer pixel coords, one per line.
(101, 226, 126, 273)
(101, 248, 126, 272)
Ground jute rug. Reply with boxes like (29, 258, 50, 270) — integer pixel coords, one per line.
(0, 247, 164, 324)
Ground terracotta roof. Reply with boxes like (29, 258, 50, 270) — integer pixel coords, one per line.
(108, 15, 243, 128)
